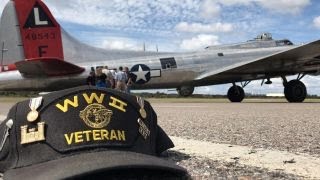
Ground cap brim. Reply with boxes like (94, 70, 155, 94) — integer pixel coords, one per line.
(4, 151, 186, 180)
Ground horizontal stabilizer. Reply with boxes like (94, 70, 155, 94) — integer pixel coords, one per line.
(15, 58, 84, 77)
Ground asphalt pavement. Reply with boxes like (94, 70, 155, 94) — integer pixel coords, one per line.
(1, 99, 319, 179)
(154, 102, 320, 179)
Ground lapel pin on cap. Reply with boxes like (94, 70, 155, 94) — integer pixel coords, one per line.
(27, 96, 43, 122)
(137, 96, 147, 119)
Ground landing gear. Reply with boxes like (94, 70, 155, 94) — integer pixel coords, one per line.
(284, 80, 307, 102)
(177, 86, 194, 97)
(227, 85, 245, 102)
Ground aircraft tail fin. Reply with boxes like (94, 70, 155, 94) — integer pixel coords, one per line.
(0, 1, 24, 71)
(14, 0, 64, 60)
(0, 0, 85, 75)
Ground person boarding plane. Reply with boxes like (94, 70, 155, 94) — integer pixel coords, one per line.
(0, 0, 320, 102)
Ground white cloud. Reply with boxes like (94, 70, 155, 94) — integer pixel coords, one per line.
(180, 34, 220, 50)
(207, 0, 310, 15)
(217, 0, 251, 6)
(313, 16, 320, 29)
(44, 0, 132, 27)
(200, 0, 221, 19)
(101, 38, 143, 51)
(175, 22, 233, 33)
(43, 0, 200, 28)
(257, 0, 311, 14)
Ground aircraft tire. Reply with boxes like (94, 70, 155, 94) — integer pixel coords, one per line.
(177, 86, 194, 97)
(284, 80, 307, 102)
(227, 85, 245, 102)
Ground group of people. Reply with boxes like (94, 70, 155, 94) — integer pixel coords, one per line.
(86, 66, 133, 93)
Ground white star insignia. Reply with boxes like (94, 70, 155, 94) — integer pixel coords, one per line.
(132, 65, 149, 82)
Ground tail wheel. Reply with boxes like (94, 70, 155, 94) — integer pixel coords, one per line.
(284, 80, 307, 102)
(227, 85, 245, 102)
(177, 86, 194, 97)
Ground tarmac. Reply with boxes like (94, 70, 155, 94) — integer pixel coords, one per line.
(1, 99, 320, 179)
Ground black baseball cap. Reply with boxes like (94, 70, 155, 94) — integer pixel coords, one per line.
(0, 86, 187, 179)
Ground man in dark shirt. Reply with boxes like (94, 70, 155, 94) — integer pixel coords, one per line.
(86, 71, 96, 86)
(124, 67, 133, 93)
(96, 68, 107, 88)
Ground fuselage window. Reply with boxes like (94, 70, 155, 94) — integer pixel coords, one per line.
(160, 57, 177, 69)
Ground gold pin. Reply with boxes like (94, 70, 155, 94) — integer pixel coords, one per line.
(27, 97, 43, 122)
(27, 110, 39, 122)
(137, 96, 147, 119)
(21, 122, 45, 144)
(139, 108, 147, 119)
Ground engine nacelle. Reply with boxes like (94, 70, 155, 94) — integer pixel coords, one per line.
(177, 86, 194, 97)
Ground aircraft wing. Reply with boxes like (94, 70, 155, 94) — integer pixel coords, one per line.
(196, 40, 320, 83)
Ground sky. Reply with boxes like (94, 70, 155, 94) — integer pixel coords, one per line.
(1, 0, 320, 95)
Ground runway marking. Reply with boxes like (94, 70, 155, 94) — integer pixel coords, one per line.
(171, 136, 320, 179)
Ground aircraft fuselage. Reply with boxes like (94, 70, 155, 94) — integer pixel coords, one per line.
(0, 45, 295, 91)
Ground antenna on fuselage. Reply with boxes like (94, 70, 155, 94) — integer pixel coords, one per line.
(1, 42, 8, 72)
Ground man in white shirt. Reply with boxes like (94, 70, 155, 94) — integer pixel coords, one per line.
(102, 66, 114, 88)
(115, 66, 127, 92)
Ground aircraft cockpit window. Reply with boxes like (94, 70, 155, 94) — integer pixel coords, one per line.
(276, 40, 293, 46)
(218, 53, 224, 57)
(284, 40, 293, 45)
(160, 57, 177, 69)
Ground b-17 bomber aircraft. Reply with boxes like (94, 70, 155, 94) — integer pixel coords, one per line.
(0, 0, 320, 102)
